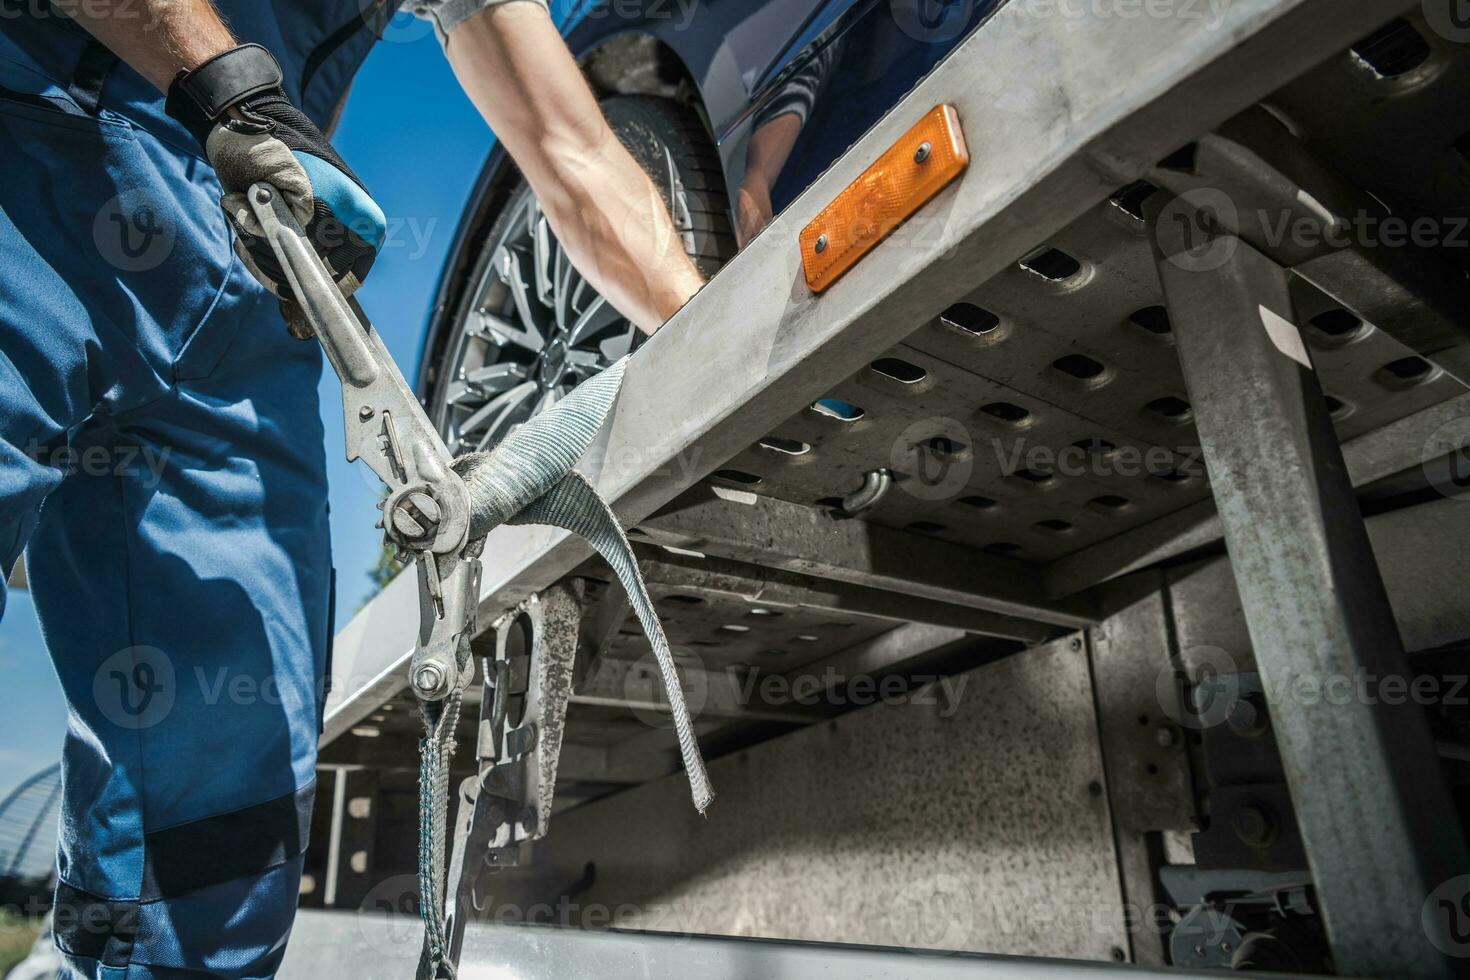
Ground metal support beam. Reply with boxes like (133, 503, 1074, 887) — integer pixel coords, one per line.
(783, 622, 972, 689)
(1157, 228, 1468, 977)
(639, 488, 1094, 630)
(637, 549, 1055, 644)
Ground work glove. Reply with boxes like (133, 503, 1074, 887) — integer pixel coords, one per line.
(164, 43, 386, 338)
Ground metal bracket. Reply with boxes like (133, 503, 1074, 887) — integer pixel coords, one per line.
(442, 583, 583, 961)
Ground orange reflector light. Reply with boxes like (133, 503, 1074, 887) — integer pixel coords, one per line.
(800, 104, 968, 294)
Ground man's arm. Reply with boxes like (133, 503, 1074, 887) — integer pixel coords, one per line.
(59, 0, 235, 91)
(442, 3, 705, 335)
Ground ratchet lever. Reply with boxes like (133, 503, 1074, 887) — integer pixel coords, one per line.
(247, 182, 481, 702)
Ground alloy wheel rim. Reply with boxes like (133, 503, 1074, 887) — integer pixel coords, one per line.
(433, 189, 636, 456)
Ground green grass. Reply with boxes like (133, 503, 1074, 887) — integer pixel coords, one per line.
(0, 909, 42, 975)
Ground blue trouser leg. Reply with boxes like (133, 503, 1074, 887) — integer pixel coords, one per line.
(0, 42, 332, 980)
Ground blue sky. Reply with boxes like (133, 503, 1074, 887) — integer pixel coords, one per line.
(0, 21, 492, 795)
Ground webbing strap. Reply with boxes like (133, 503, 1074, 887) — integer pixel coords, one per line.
(414, 356, 711, 979)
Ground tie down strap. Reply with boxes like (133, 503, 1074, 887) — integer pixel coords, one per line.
(415, 356, 712, 979)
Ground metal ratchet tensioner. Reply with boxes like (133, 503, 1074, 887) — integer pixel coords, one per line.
(247, 182, 481, 705)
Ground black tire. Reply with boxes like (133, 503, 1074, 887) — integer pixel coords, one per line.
(425, 96, 734, 454)
(599, 95, 735, 279)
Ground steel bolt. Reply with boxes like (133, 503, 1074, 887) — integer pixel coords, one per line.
(359, 406, 374, 421)
(1070, 637, 1083, 652)
(914, 141, 932, 165)
(392, 509, 426, 539)
(1232, 804, 1277, 848)
(814, 234, 828, 254)
(1226, 691, 1269, 738)
(413, 663, 446, 697)
(407, 491, 441, 525)
(255, 187, 272, 204)
(1155, 724, 1179, 749)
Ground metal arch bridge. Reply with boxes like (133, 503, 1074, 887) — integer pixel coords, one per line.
(0, 764, 61, 884)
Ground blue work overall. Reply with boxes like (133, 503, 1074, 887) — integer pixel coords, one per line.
(0, 2, 399, 975)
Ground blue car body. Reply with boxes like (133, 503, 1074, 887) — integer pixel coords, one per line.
(416, 0, 998, 386)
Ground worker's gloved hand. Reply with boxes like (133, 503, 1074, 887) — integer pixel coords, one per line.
(164, 44, 386, 338)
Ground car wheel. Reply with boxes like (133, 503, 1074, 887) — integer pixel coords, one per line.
(427, 95, 735, 455)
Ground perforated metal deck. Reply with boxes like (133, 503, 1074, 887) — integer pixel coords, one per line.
(324, 12, 1470, 829)
(714, 14, 1470, 566)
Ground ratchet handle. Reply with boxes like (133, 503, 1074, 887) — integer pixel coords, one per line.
(246, 183, 379, 388)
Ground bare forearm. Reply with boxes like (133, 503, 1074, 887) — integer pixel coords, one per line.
(533, 140, 705, 334)
(65, 0, 235, 92)
(445, 3, 703, 334)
